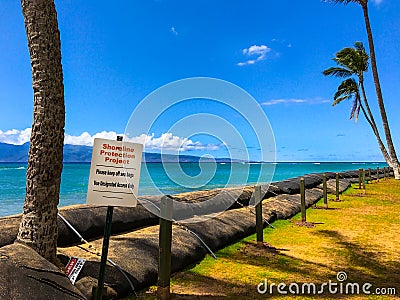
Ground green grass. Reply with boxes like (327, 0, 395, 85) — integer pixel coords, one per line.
(136, 179, 400, 299)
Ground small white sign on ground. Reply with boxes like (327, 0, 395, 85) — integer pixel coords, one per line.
(86, 138, 143, 207)
(65, 257, 86, 285)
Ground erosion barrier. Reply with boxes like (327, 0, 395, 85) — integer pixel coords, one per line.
(0, 168, 392, 299)
(1, 169, 376, 248)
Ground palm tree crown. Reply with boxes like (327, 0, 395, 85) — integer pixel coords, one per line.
(323, 42, 368, 80)
(323, 42, 368, 121)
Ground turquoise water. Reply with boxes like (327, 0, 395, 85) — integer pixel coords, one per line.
(0, 162, 388, 217)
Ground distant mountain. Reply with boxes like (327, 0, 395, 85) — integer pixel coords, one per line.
(143, 152, 235, 163)
(0, 142, 236, 163)
(0, 142, 93, 163)
(0, 142, 30, 162)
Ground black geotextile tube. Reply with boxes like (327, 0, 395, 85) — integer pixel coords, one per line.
(57, 188, 326, 297)
(0, 168, 391, 248)
(56, 176, 358, 298)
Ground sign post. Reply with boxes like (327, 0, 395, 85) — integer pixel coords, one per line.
(86, 136, 142, 300)
(95, 205, 114, 300)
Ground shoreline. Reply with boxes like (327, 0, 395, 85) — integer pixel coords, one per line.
(0, 162, 389, 218)
(0, 168, 392, 299)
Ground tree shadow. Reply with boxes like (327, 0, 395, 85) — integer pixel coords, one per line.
(315, 230, 400, 287)
(165, 231, 400, 299)
(139, 271, 367, 299)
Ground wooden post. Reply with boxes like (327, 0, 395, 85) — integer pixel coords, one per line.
(335, 172, 340, 201)
(94, 206, 114, 300)
(358, 168, 362, 189)
(368, 168, 372, 183)
(377, 167, 380, 182)
(323, 173, 328, 208)
(384, 167, 387, 180)
(300, 177, 306, 223)
(362, 169, 366, 190)
(158, 196, 173, 300)
(255, 185, 263, 247)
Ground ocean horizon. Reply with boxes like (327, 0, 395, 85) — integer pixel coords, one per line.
(0, 161, 388, 217)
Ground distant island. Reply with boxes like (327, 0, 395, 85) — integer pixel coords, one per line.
(0, 142, 238, 163)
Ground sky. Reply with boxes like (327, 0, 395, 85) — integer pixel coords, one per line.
(0, 0, 399, 162)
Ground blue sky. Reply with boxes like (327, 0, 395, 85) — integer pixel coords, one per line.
(0, 0, 399, 161)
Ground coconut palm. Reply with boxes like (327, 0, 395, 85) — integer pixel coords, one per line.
(330, 78, 392, 165)
(323, 42, 392, 167)
(327, 0, 399, 178)
(17, 0, 65, 263)
(332, 78, 361, 118)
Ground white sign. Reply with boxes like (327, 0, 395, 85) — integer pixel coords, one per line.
(65, 257, 86, 285)
(86, 138, 143, 207)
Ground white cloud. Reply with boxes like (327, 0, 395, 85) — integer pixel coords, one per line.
(64, 131, 119, 146)
(126, 132, 220, 151)
(237, 60, 255, 67)
(171, 26, 178, 35)
(0, 128, 31, 145)
(261, 98, 330, 106)
(237, 44, 271, 66)
(371, 0, 383, 5)
(261, 99, 307, 106)
(1, 128, 219, 151)
(243, 45, 269, 56)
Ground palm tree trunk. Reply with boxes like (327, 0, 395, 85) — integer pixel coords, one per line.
(359, 81, 392, 167)
(361, 3, 400, 178)
(360, 104, 392, 167)
(17, 0, 65, 263)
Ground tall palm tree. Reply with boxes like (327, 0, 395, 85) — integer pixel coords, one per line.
(323, 42, 392, 167)
(17, 0, 65, 263)
(328, 0, 399, 178)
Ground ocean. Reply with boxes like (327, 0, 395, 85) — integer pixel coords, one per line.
(0, 162, 388, 217)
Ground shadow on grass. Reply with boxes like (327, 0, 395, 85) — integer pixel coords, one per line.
(239, 230, 399, 297)
(316, 230, 400, 288)
(166, 272, 378, 299)
(161, 229, 400, 299)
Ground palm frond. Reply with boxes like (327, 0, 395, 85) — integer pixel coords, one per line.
(332, 96, 348, 106)
(335, 78, 358, 95)
(335, 47, 368, 72)
(354, 41, 365, 52)
(325, 0, 361, 5)
(332, 78, 359, 107)
(323, 67, 353, 78)
(350, 91, 362, 121)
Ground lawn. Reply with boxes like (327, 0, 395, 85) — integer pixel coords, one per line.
(137, 179, 400, 299)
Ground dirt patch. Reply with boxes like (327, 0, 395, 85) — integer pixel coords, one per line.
(239, 241, 278, 255)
